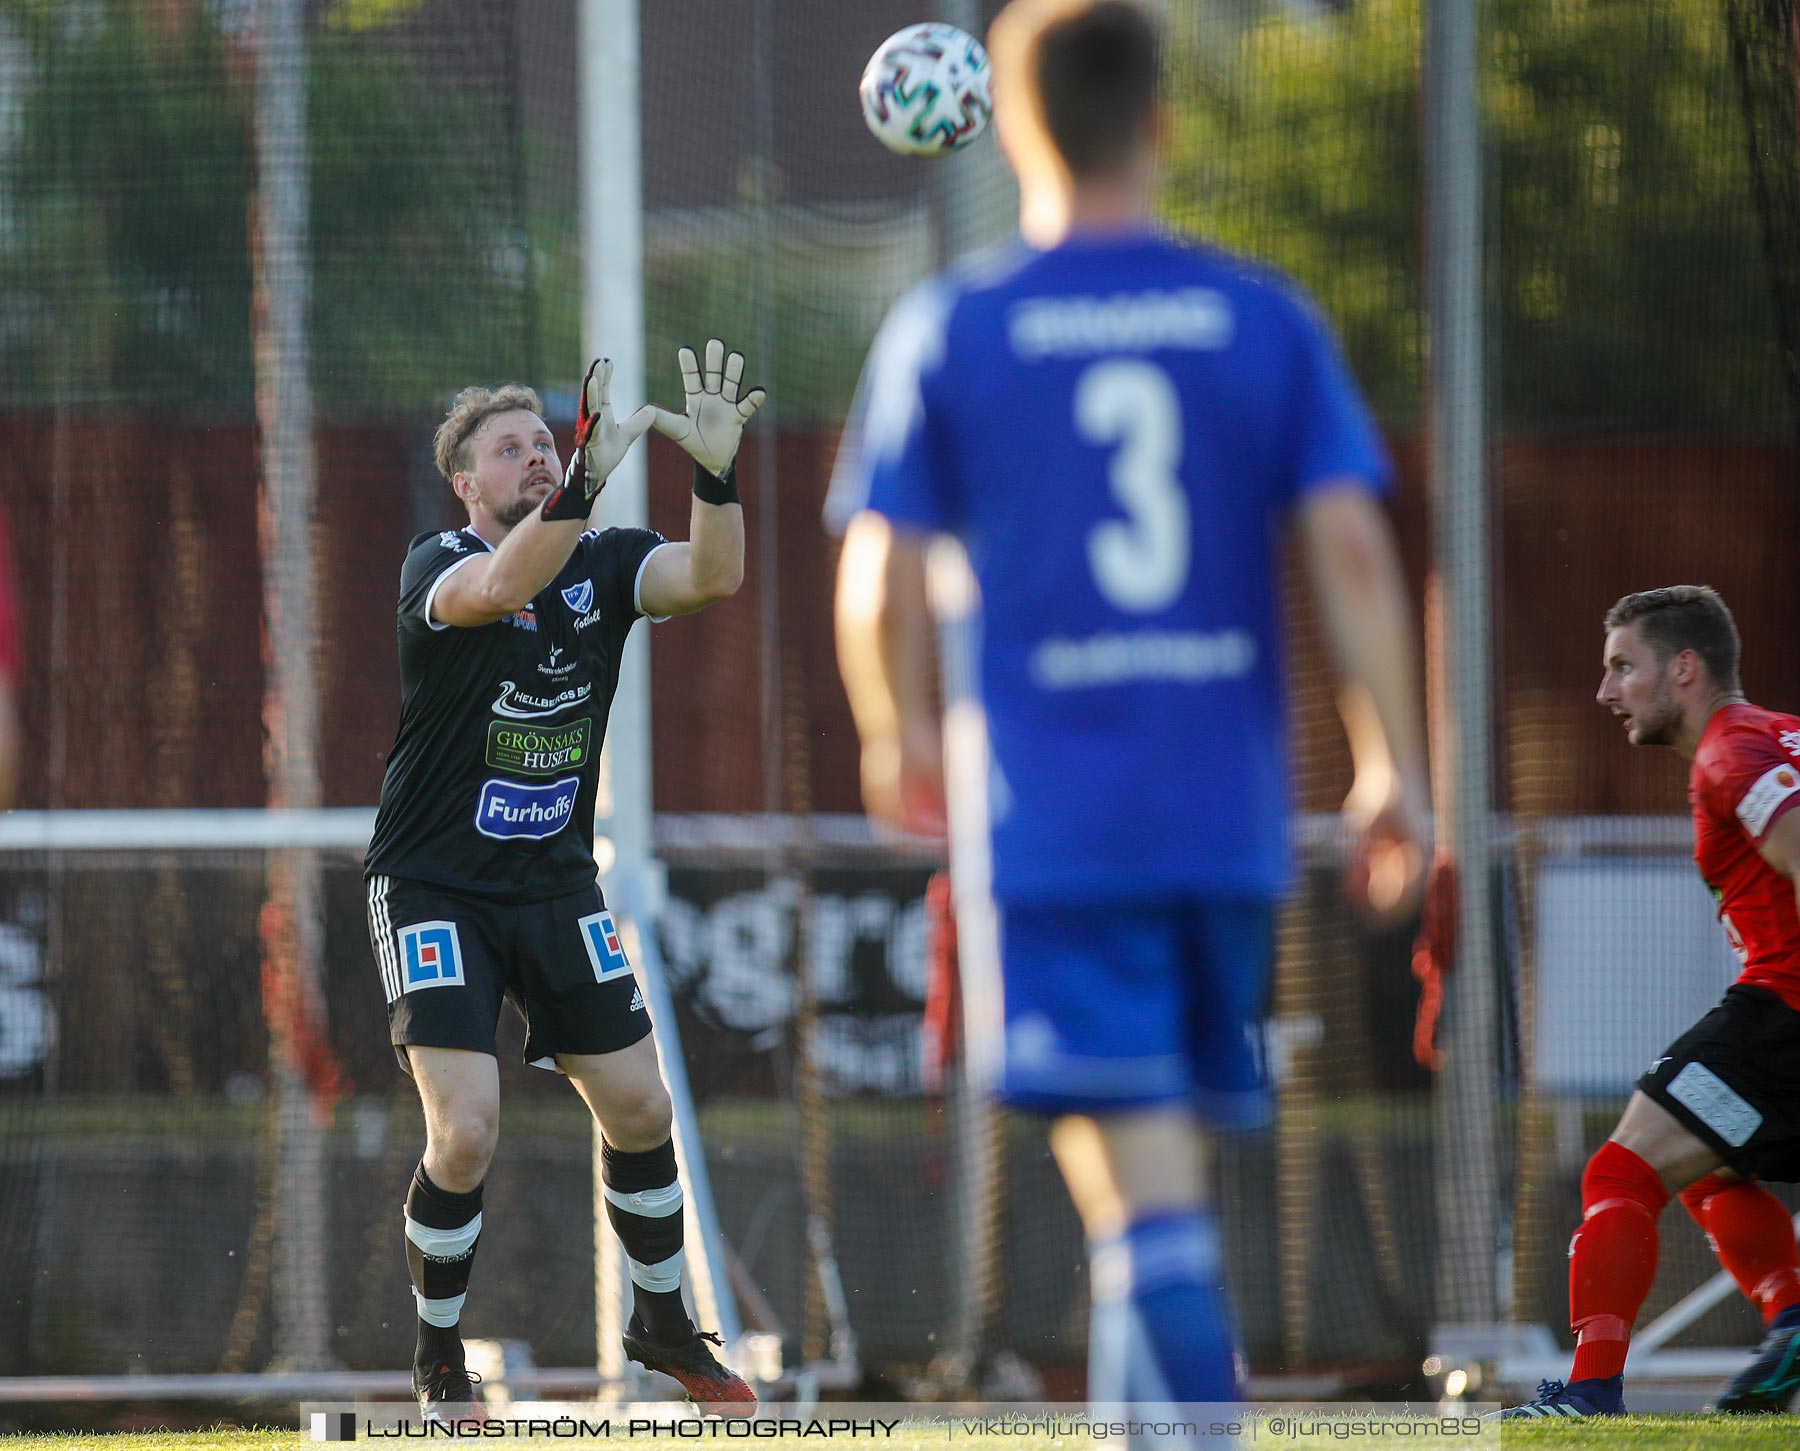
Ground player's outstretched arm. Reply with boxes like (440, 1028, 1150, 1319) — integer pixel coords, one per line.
(431, 508, 595, 628)
(637, 339, 763, 618)
(1299, 480, 1431, 918)
(434, 359, 655, 627)
(834, 511, 945, 835)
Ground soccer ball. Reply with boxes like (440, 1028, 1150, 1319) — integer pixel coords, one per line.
(859, 23, 993, 157)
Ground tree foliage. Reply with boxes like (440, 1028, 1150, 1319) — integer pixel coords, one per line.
(4, 0, 1794, 433)
(0, 0, 548, 412)
(1161, 0, 1796, 433)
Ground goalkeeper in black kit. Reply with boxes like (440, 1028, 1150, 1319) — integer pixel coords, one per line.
(362, 342, 764, 1422)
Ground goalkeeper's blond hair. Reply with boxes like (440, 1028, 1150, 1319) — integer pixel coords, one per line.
(433, 384, 545, 484)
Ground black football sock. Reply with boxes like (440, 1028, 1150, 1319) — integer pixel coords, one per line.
(405, 1163, 484, 1372)
(601, 1138, 692, 1342)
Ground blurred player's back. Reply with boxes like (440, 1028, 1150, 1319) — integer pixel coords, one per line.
(839, 232, 1390, 905)
(832, 0, 1427, 1415)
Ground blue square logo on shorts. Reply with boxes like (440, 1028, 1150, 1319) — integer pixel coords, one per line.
(399, 921, 465, 992)
(578, 910, 633, 983)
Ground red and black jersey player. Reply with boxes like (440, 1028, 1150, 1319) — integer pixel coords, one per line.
(1499, 586, 1800, 1420)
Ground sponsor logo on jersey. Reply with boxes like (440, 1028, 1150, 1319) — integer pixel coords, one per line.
(508, 604, 538, 632)
(398, 920, 465, 993)
(475, 776, 581, 840)
(1720, 910, 1749, 965)
(439, 530, 467, 553)
(538, 642, 581, 680)
(485, 717, 592, 776)
(491, 679, 592, 720)
(561, 578, 595, 613)
(1008, 287, 1235, 359)
(629, 987, 645, 1012)
(1736, 762, 1800, 838)
(1782, 728, 1800, 758)
(1667, 1061, 1763, 1147)
(578, 909, 633, 982)
(573, 607, 604, 633)
(1029, 627, 1257, 690)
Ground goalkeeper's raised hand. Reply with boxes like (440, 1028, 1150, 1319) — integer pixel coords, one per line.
(649, 339, 767, 486)
(541, 357, 656, 521)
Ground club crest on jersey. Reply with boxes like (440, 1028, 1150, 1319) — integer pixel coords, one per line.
(475, 776, 580, 840)
(578, 909, 633, 983)
(398, 920, 465, 993)
(561, 579, 595, 614)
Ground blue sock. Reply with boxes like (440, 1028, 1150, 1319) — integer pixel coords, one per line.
(1773, 1302, 1800, 1333)
(1088, 1210, 1239, 1404)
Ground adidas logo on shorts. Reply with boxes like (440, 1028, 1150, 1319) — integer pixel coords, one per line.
(629, 988, 645, 1013)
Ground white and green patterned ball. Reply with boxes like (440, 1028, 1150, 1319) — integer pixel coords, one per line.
(859, 23, 993, 157)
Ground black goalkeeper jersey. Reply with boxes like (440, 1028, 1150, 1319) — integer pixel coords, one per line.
(364, 523, 667, 901)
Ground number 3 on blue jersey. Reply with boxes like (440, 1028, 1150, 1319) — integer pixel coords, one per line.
(1076, 360, 1189, 614)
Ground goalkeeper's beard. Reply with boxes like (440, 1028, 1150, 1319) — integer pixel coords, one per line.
(494, 489, 543, 530)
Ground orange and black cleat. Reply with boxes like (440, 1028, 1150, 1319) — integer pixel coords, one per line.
(622, 1317, 758, 1418)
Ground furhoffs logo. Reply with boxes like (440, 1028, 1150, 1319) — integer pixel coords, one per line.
(475, 777, 581, 841)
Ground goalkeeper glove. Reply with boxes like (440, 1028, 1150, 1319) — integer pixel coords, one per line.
(541, 357, 655, 522)
(649, 339, 767, 487)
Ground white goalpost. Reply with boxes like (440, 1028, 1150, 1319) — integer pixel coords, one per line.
(579, 0, 760, 1398)
(578, 0, 858, 1401)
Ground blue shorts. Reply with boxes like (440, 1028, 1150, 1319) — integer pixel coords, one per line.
(991, 897, 1274, 1125)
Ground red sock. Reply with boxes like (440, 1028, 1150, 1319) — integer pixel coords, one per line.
(1569, 1141, 1669, 1381)
(1680, 1174, 1800, 1326)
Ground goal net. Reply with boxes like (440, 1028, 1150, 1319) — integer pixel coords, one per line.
(3, 0, 1800, 1412)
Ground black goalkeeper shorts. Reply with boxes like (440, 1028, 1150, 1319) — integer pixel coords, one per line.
(1637, 984, 1800, 1183)
(365, 874, 652, 1075)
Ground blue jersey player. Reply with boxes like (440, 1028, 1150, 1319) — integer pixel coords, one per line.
(831, 0, 1431, 1409)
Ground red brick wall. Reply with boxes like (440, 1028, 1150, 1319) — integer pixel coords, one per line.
(4, 410, 1793, 819)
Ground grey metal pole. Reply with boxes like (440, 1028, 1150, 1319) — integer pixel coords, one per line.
(252, 0, 331, 1373)
(928, 0, 1014, 1395)
(939, 0, 1015, 265)
(751, 0, 783, 829)
(1425, 0, 1500, 1332)
(584, 0, 652, 885)
(581, 0, 645, 1387)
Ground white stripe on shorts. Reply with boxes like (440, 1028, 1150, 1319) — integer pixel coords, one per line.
(368, 874, 400, 1002)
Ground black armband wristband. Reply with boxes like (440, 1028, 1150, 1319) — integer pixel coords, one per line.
(692, 460, 740, 507)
